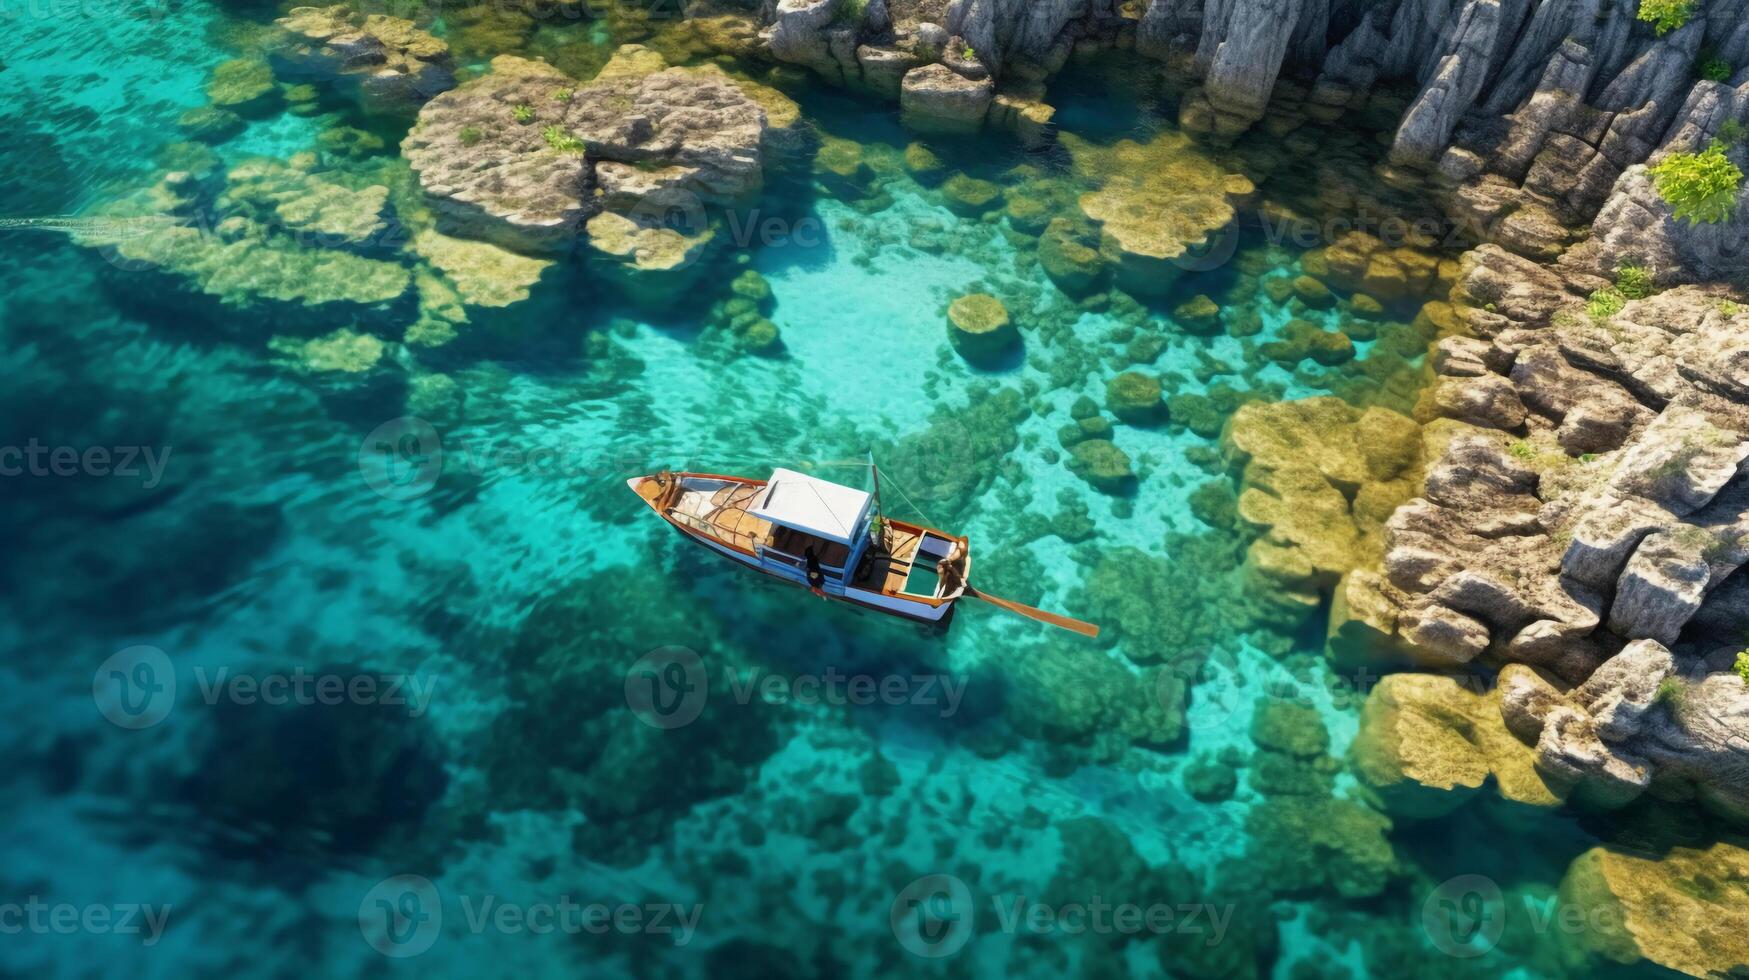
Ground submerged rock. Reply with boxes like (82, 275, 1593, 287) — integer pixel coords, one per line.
(946, 292, 1016, 363)
(273, 5, 455, 114)
(1068, 132, 1252, 296)
(1558, 842, 1749, 977)
(1105, 371, 1164, 426)
(410, 229, 554, 308)
(1351, 673, 1562, 819)
(1066, 439, 1135, 494)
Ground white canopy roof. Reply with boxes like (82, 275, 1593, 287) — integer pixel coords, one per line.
(749, 468, 872, 546)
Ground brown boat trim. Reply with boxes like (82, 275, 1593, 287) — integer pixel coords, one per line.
(633, 471, 969, 610)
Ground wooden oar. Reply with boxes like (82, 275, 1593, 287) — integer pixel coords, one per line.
(965, 586, 1101, 638)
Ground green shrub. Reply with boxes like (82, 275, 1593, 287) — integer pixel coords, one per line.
(1638, 0, 1696, 35)
(511, 103, 535, 124)
(458, 125, 483, 146)
(1699, 57, 1733, 82)
(1615, 263, 1656, 299)
(1507, 440, 1537, 461)
(1736, 650, 1749, 686)
(541, 125, 586, 155)
(1649, 141, 1744, 224)
(832, 0, 867, 25)
(1720, 120, 1748, 146)
(551, 88, 574, 103)
(1587, 288, 1627, 319)
(1720, 299, 1743, 317)
(1655, 677, 1688, 715)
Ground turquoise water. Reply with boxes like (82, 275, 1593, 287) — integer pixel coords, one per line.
(0, 3, 1691, 978)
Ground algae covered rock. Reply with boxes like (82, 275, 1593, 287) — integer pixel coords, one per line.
(178, 106, 245, 144)
(75, 166, 412, 323)
(946, 292, 1016, 363)
(221, 157, 391, 246)
(1007, 641, 1186, 757)
(1068, 130, 1251, 296)
(940, 174, 1002, 216)
(1350, 673, 1563, 819)
(585, 210, 714, 308)
(814, 135, 873, 196)
(1556, 842, 1749, 977)
(1173, 294, 1222, 335)
(902, 142, 946, 185)
(1067, 439, 1135, 494)
(1038, 216, 1106, 295)
(206, 58, 278, 116)
(273, 5, 456, 113)
(1105, 371, 1164, 426)
(1183, 755, 1237, 802)
(1223, 398, 1423, 618)
(1245, 795, 1398, 898)
(411, 229, 554, 308)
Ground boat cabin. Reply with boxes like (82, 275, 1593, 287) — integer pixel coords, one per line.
(747, 468, 874, 584)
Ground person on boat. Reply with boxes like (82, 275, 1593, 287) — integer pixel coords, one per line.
(804, 545, 827, 596)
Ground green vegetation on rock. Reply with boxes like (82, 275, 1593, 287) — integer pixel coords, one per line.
(1649, 140, 1744, 224)
(1636, 0, 1696, 36)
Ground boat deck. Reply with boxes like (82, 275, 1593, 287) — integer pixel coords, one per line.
(665, 481, 773, 554)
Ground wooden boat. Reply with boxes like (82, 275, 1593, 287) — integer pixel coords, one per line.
(627, 464, 1099, 636)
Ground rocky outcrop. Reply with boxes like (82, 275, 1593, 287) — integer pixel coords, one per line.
(1222, 397, 1425, 625)
(272, 5, 455, 114)
(899, 63, 994, 133)
(1558, 841, 1749, 976)
(402, 53, 771, 255)
(1351, 672, 1563, 819)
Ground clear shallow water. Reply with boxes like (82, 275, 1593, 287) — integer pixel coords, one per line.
(0, 3, 1689, 979)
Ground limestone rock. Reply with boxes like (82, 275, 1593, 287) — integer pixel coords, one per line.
(946, 293, 1017, 362)
(1558, 843, 1749, 977)
(900, 64, 993, 133)
(273, 5, 455, 113)
(1351, 673, 1563, 819)
(404, 56, 770, 254)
